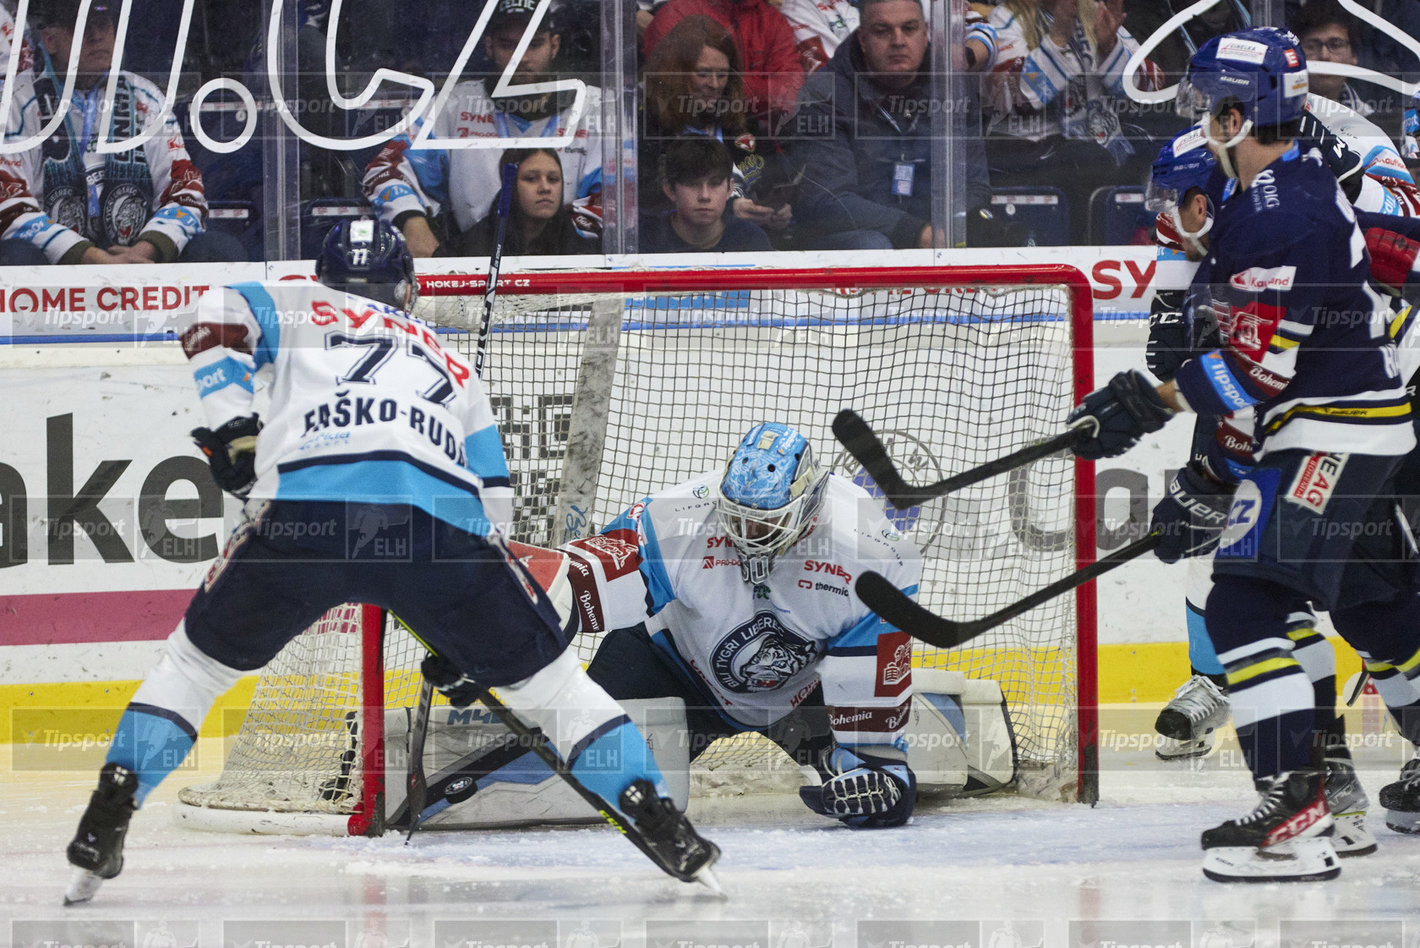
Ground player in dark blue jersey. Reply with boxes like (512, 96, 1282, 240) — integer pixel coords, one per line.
(1070, 28, 1420, 882)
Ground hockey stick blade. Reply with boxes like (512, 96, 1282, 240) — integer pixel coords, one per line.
(856, 532, 1161, 646)
(832, 409, 1089, 509)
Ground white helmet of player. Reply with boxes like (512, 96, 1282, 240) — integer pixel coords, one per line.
(717, 422, 828, 585)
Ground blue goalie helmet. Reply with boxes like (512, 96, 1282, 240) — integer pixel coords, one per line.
(315, 217, 419, 310)
(1178, 27, 1309, 131)
(717, 422, 828, 585)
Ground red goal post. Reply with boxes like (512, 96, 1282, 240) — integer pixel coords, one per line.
(176, 264, 1098, 833)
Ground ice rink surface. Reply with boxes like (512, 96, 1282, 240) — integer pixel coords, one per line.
(4, 735, 1419, 948)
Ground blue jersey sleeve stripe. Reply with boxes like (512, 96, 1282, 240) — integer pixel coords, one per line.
(232, 282, 281, 368)
(828, 611, 889, 652)
(634, 510, 676, 613)
(193, 356, 254, 396)
(464, 425, 511, 481)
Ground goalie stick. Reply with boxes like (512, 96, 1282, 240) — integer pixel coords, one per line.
(404, 161, 520, 839)
(856, 532, 1161, 645)
(832, 409, 1090, 508)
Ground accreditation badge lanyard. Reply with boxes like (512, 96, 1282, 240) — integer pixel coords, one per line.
(876, 101, 921, 198)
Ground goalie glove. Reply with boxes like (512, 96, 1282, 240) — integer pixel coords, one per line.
(420, 652, 484, 708)
(799, 746, 916, 828)
(1150, 461, 1234, 564)
(191, 414, 261, 499)
(1066, 371, 1174, 461)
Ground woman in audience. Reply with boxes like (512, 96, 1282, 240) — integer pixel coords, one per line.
(641, 16, 793, 237)
(456, 149, 599, 256)
(984, 0, 1161, 244)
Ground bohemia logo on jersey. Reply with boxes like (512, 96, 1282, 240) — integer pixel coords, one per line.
(875, 630, 912, 697)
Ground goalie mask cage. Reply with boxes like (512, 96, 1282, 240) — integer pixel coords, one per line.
(176, 264, 1098, 834)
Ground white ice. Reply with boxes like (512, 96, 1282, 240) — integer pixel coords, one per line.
(4, 734, 1420, 948)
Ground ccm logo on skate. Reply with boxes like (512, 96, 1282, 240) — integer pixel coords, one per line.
(1265, 799, 1328, 846)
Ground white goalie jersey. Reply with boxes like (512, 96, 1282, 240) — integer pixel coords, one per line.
(181, 280, 512, 535)
(559, 471, 923, 745)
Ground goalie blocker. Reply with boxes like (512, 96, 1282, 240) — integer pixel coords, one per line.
(395, 542, 1018, 829)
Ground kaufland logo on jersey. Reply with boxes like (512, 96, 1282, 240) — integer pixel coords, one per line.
(1230, 265, 1296, 292)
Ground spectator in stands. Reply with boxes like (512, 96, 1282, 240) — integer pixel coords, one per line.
(641, 137, 772, 252)
(1291, 0, 1373, 116)
(362, 0, 606, 257)
(781, 0, 995, 75)
(778, 0, 859, 73)
(642, 0, 805, 129)
(784, 0, 991, 250)
(0, 0, 240, 265)
(983, 0, 1160, 245)
(642, 16, 792, 236)
(455, 148, 599, 256)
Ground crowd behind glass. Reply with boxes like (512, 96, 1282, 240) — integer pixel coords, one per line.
(0, 0, 1416, 262)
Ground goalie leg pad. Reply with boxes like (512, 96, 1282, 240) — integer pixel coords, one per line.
(493, 648, 671, 806)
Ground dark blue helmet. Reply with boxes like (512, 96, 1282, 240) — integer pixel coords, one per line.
(1178, 27, 1309, 130)
(315, 218, 418, 310)
(1146, 127, 1218, 212)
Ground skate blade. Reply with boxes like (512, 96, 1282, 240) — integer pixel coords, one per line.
(693, 864, 726, 897)
(1331, 811, 1378, 857)
(1383, 808, 1420, 834)
(1155, 735, 1215, 761)
(63, 868, 105, 906)
(1201, 838, 1340, 883)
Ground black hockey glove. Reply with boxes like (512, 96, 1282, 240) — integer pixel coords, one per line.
(1297, 110, 1365, 203)
(1150, 461, 1235, 564)
(1066, 371, 1174, 461)
(1145, 290, 1191, 382)
(420, 652, 484, 708)
(799, 746, 916, 828)
(191, 414, 261, 499)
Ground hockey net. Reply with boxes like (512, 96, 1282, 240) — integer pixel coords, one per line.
(176, 265, 1097, 834)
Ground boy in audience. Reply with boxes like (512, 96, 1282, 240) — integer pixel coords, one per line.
(641, 138, 772, 253)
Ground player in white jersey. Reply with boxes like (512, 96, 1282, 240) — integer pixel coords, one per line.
(564, 423, 923, 828)
(62, 219, 719, 904)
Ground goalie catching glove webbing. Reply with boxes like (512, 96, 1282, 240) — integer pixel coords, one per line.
(191, 414, 261, 499)
(800, 746, 916, 828)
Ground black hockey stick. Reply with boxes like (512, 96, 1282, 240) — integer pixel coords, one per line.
(832, 409, 1091, 509)
(404, 160, 520, 839)
(857, 531, 1161, 646)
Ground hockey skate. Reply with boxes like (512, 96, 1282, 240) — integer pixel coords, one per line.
(1201, 770, 1339, 882)
(618, 778, 722, 892)
(64, 763, 139, 905)
(1155, 675, 1229, 760)
(1378, 753, 1420, 834)
(1323, 757, 1376, 856)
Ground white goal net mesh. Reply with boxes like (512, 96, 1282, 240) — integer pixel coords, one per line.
(178, 266, 1093, 827)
